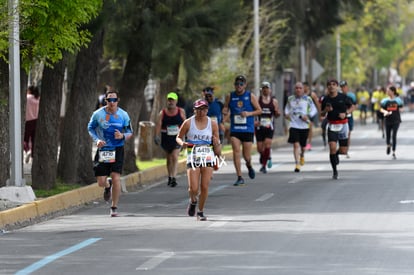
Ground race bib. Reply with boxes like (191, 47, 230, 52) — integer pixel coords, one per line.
(234, 115, 246, 124)
(99, 150, 116, 163)
(167, 125, 179, 136)
(260, 117, 272, 127)
(329, 123, 344, 132)
(187, 145, 215, 166)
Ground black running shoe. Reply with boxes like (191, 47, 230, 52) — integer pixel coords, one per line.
(170, 177, 177, 187)
(187, 200, 197, 216)
(197, 211, 207, 221)
(333, 171, 338, 180)
(386, 146, 391, 155)
(233, 177, 245, 186)
(110, 206, 118, 217)
(103, 178, 112, 202)
(248, 167, 255, 179)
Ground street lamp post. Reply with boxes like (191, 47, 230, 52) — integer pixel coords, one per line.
(1, 0, 36, 203)
(253, 0, 260, 95)
(8, 0, 24, 187)
(337, 32, 341, 81)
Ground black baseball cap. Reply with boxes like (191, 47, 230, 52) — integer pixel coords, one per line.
(234, 75, 246, 83)
(326, 79, 339, 86)
(203, 87, 214, 94)
(339, 80, 348, 87)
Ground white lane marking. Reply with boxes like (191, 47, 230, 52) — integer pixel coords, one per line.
(16, 238, 101, 275)
(288, 176, 304, 184)
(255, 193, 274, 202)
(136, 252, 175, 271)
(400, 200, 414, 204)
(209, 185, 228, 194)
(209, 218, 232, 228)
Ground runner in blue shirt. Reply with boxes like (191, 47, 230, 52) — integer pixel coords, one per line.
(203, 86, 225, 144)
(223, 75, 262, 186)
(88, 89, 133, 217)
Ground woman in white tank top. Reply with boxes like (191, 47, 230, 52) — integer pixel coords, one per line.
(176, 99, 221, 221)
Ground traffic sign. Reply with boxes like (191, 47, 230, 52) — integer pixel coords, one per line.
(312, 59, 325, 81)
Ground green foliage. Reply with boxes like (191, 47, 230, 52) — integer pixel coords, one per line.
(176, 0, 298, 94)
(335, 0, 414, 85)
(0, 0, 102, 69)
(151, 0, 246, 91)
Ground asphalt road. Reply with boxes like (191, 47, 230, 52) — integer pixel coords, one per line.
(2, 112, 414, 275)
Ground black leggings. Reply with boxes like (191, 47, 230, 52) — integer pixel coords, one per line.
(385, 123, 400, 152)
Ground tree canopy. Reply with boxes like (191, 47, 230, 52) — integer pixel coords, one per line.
(0, 0, 102, 68)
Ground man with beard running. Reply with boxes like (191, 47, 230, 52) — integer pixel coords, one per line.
(223, 75, 262, 186)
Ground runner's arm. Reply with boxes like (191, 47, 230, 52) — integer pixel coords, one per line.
(176, 118, 190, 147)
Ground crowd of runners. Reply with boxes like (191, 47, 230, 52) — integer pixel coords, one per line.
(88, 75, 405, 219)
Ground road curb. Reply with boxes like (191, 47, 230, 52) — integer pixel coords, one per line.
(0, 129, 321, 230)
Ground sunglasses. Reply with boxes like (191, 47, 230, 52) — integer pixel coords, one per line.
(106, 98, 118, 103)
(234, 82, 244, 86)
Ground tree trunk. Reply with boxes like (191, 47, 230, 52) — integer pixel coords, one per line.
(57, 29, 104, 185)
(32, 55, 68, 190)
(117, 15, 156, 173)
(0, 59, 10, 187)
(118, 47, 151, 174)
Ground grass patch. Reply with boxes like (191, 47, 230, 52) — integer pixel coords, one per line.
(33, 182, 82, 198)
(137, 158, 166, 170)
(222, 144, 232, 153)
